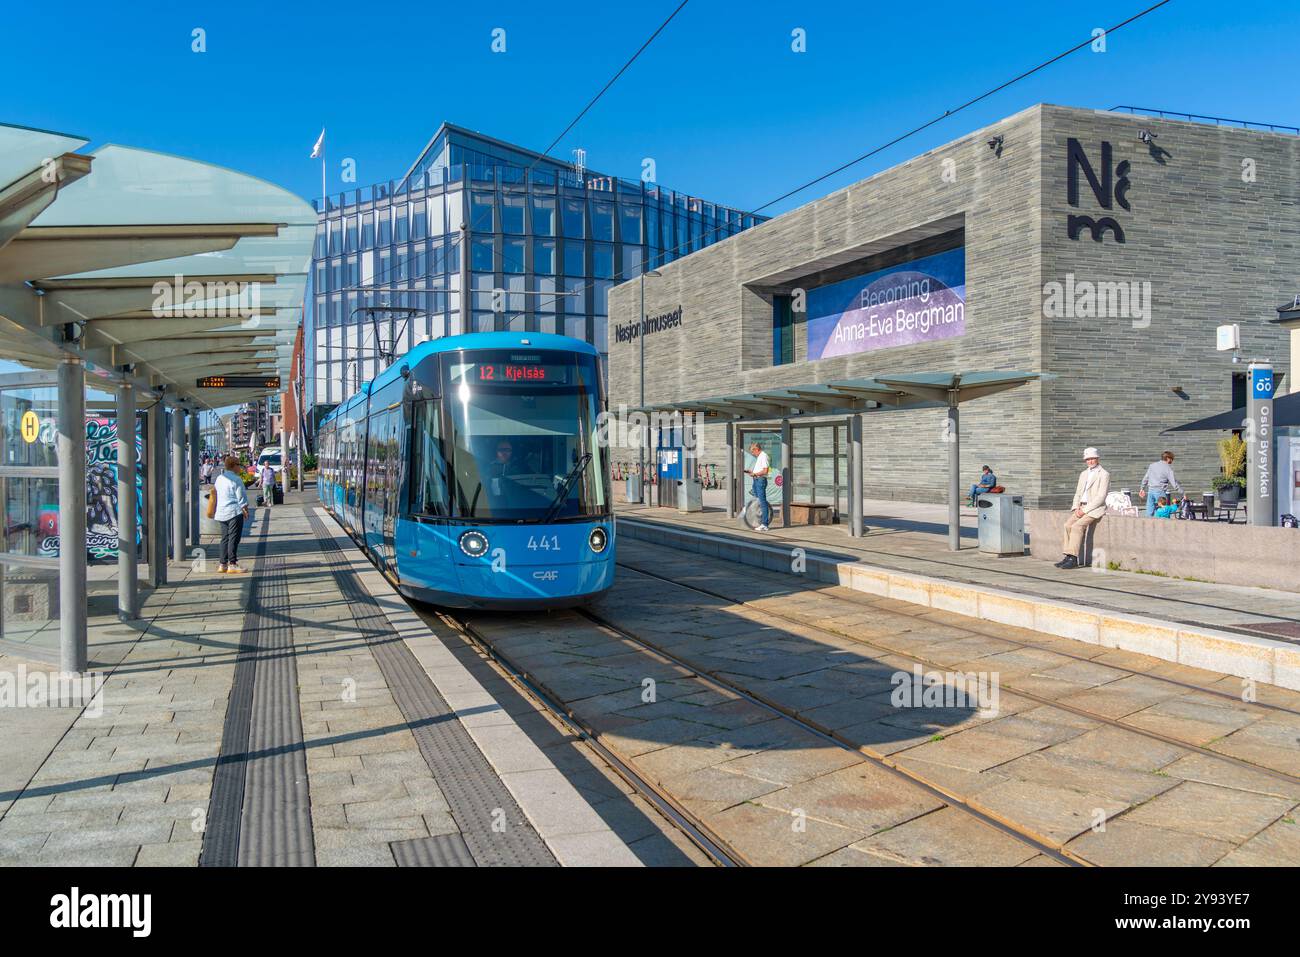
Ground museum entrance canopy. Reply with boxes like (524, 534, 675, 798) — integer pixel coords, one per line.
(629, 371, 1048, 421)
(629, 371, 1051, 549)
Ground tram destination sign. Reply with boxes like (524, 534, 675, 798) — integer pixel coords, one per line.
(196, 375, 281, 389)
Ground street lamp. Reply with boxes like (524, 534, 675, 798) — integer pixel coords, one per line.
(639, 267, 662, 506)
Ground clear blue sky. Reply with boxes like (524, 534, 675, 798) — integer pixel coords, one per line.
(4, 0, 1296, 398)
(7, 0, 1297, 218)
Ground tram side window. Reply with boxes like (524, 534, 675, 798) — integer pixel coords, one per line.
(411, 402, 448, 516)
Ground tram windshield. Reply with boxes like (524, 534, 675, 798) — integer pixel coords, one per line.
(438, 349, 607, 522)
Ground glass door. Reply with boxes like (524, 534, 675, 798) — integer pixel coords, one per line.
(0, 379, 62, 661)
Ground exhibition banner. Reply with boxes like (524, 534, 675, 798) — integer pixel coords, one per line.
(806, 247, 966, 360)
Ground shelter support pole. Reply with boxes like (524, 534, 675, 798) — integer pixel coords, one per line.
(725, 422, 736, 518)
(171, 407, 186, 563)
(57, 357, 88, 673)
(116, 379, 138, 621)
(849, 413, 863, 537)
(948, 403, 960, 551)
(188, 413, 200, 550)
(281, 418, 289, 501)
(145, 404, 165, 587)
(780, 419, 792, 529)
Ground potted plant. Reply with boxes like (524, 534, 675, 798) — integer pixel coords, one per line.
(1213, 435, 1247, 504)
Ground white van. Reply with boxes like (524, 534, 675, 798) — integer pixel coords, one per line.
(256, 447, 284, 479)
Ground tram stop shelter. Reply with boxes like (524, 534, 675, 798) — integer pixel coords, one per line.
(0, 121, 314, 672)
(630, 371, 1051, 551)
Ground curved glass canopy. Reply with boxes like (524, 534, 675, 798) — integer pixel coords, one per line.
(0, 132, 313, 409)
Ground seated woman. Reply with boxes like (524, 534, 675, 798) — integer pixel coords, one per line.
(968, 465, 997, 506)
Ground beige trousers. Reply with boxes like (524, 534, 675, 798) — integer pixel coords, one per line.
(1062, 511, 1100, 557)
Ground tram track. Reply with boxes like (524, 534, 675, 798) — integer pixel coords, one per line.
(612, 553, 1300, 791)
(440, 608, 1081, 867)
(437, 611, 745, 867)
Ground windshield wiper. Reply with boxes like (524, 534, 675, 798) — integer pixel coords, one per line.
(543, 452, 592, 523)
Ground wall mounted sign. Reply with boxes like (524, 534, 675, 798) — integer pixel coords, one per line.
(805, 247, 966, 360)
(20, 410, 39, 444)
(614, 306, 683, 344)
(1067, 138, 1131, 243)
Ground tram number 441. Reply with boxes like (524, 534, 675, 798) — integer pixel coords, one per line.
(526, 535, 560, 551)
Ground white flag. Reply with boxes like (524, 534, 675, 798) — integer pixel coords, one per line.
(310, 128, 325, 159)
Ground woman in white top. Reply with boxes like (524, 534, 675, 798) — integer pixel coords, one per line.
(212, 455, 251, 573)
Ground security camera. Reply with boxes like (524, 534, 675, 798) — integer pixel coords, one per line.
(987, 135, 1004, 155)
(1138, 129, 1156, 145)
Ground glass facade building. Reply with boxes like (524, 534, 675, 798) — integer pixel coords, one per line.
(310, 123, 763, 408)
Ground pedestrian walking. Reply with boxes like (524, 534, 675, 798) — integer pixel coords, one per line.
(213, 455, 250, 574)
(260, 460, 276, 508)
(1138, 450, 1182, 518)
(747, 442, 772, 532)
(1056, 447, 1110, 570)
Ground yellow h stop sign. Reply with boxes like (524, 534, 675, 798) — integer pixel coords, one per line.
(20, 410, 39, 444)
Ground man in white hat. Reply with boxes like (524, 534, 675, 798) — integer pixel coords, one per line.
(1057, 447, 1110, 570)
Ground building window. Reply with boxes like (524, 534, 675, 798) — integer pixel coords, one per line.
(377, 209, 392, 247)
(471, 192, 495, 232)
(531, 197, 556, 236)
(501, 195, 525, 234)
(592, 202, 614, 241)
(592, 243, 614, 279)
(503, 238, 525, 274)
(471, 237, 494, 272)
(533, 239, 555, 275)
(564, 240, 585, 277)
(622, 244, 643, 278)
(411, 201, 427, 241)
(534, 276, 557, 313)
(773, 294, 794, 366)
(620, 204, 643, 244)
(562, 198, 585, 238)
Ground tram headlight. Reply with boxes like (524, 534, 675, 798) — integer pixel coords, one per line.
(459, 530, 489, 558)
(588, 526, 608, 554)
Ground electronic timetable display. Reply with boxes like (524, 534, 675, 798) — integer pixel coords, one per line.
(449, 355, 571, 386)
(196, 375, 281, 389)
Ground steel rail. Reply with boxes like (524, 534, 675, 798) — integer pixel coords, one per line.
(437, 611, 746, 868)
(614, 559, 1300, 791)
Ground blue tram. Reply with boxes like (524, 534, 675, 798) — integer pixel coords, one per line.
(316, 332, 614, 609)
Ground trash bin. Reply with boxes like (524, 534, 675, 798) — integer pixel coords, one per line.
(977, 493, 1025, 556)
(199, 489, 223, 537)
(273, 483, 284, 505)
(677, 479, 703, 513)
(625, 474, 642, 504)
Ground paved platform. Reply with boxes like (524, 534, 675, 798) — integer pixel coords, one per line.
(595, 538, 1300, 866)
(0, 492, 705, 867)
(616, 503, 1300, 691)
